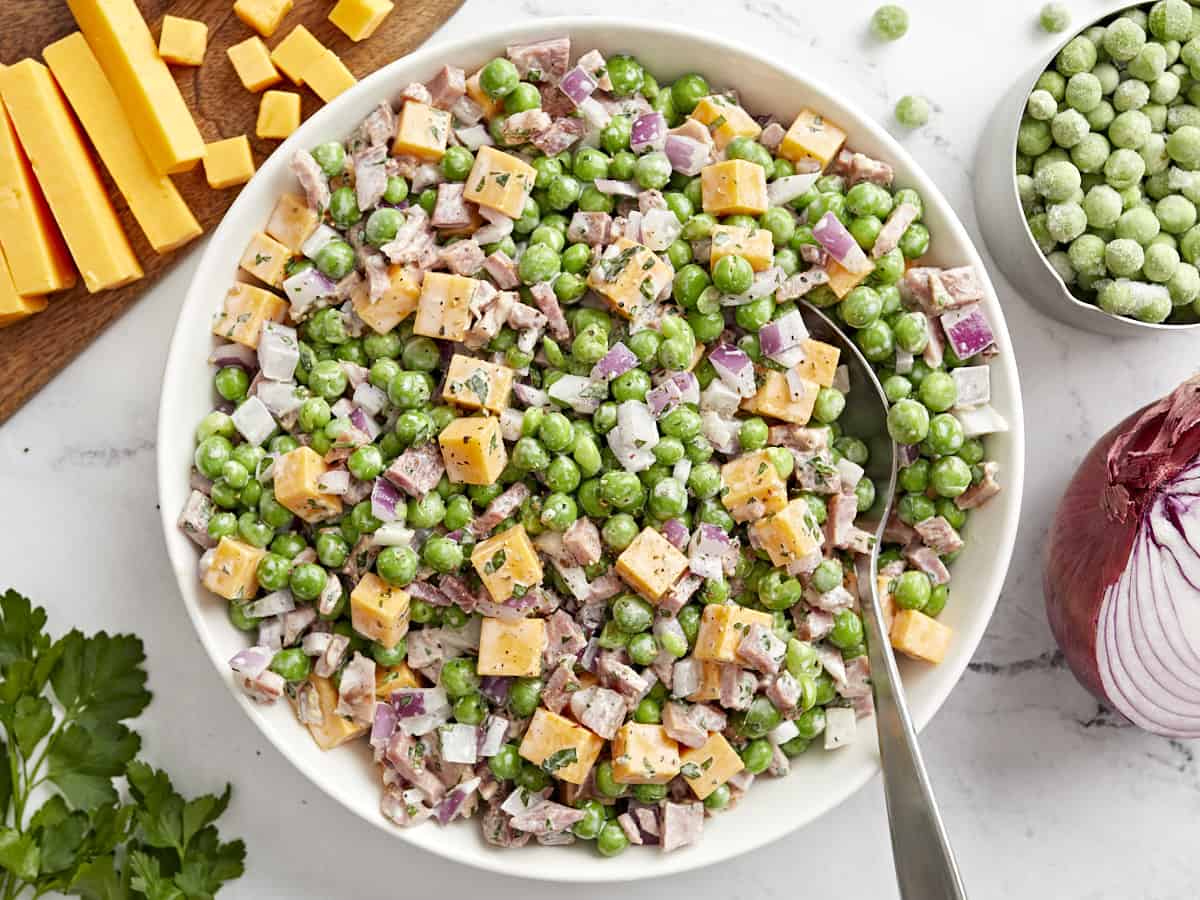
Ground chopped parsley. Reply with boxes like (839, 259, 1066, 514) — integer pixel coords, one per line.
(541, 747, 578, 773)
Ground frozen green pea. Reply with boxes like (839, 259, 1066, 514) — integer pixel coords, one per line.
(1130, 44, 1169, 83)
(1017, 173, 1039, 212)
(870, 4, 909, 41)
(1027, 211, 1056, 252)
(1097, 278, 1138, 314)
(1046, 202, 1087, 242)
(1134, 286, 1173, 321)
(1086, 99, 1116, 131)
(1058, 35, 1098, 76)
(1167, 104, 1200, 131)
(1104, 18, 1147, 63)
(1168, 260, 1200, 302)
(1065, 73, 1102, 113)
(1150, 232, 1178, 250)
(1119, 184, 1145, 210)
(1032, 147, 1070, 173)
(1167, 124, 1200, 169)
(1151, 0, 1193, 41)
(1116, 205, 1161, 244)
(895, 95, 930, 128)
(1143, 103, 1168, 134)
(1140, 133, 1171, 176)
(1152, 70, 1183, 104)
(1144, 241, 1181, 281)
(1018, 117, 1053, 156)
(1105, 148, 1147, 189)
(1068, 233, 1108, 276)
(1071, 132, 1110, 172)
(1094, 62, 1121, 95)
(1157, 193, 1198, 233)
(1109, 109, 1152, 149)
(1027, 89, 1058, 121)
(1106, 237, 1146, 275)
(1113, 79, 1151, 113)
(1039, 2, 1070, 33)
(1034, 159, 1081, 201)
(1051, 109, 1090, 148)
(1037, 70, 1067, 101)
(1046, 249, 1076, 283)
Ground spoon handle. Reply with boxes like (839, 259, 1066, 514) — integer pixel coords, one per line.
(858, 558, 968, 900)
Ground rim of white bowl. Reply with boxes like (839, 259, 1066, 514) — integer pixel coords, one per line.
(157, 17, 1025, 883)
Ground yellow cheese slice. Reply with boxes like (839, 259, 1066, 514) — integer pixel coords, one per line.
(0, 251, 47, 329)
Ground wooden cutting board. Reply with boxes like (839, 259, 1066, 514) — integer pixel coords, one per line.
(0, 0, 463, 424)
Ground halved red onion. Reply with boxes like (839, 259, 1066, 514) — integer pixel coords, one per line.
(700, 410, 740, 455)
(951, 365, 991, 408)
(245, 590, 295, 619)
(300, 223, 339, 259)
(940, 304, 996, 360)
(558, 65, 599, 106)
(812, 211, 872, 275)
(647, 371, 699, 419)
(664, 134, 709, 176)
(594, 178, 639, 197)
(373, 522, 415, 547)
(720, 267, 782, 306)
(209, 342, 258, 371)
(349, 407, 381, 440)
(255, 380, 303, 418)
(411, 163, 443, 193)
(671, 658, 702, 698)
(353, 382, 388, 416)
(767, 172, 820, 207)
(578, 97, 611, 129)
(630, 112, 667, 152)
(479, 676, 511, 706)
(955, 404, 1009, 438)
(302, 631, 334, 656)
(758, 308, 809, 360)
(1046, 377, 1200, 738)
(282, 267, 336, 317)
(590, 341, 638, 382)
(513, 382, 550, 408)
(229, 645, 274, 678)
(689, 523, 731, 579)
(708, 343, 757, 398)
(435, 777, 481, 825)
(370, 702, 398, 751)
(661, 518, 689, 549)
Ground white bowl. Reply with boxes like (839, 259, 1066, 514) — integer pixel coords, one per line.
(157, 18, 1026, 883)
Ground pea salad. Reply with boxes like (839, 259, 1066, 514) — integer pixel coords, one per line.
(179, 35, 1007, 856)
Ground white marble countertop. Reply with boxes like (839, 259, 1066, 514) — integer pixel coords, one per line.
(2, 0, 1198, 896)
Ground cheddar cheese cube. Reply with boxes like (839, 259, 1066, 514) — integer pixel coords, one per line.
(891, 609, 952, 664)
(519, 708, 604, 784)
(462, 145, 536, 218)
(272, 446, 344, 523)
(720, 450, 788, 518)
(201, 536, 265, 600)
(465, 70, 503, 120)
(748, 498, 823, 569)
(239, 231, 291, 287)
(478, 616, 546, 677)
(694, 604, 775, 663)
(689, 95, 762, 150)
(375, 661, 422, 699)
(228, 36, 281, 92)
(443, 354, 514, 414)
(779, 108, 847, 169)
(611, 723, 681, 785)
(211, 282, 287, 348)
(586, 237, 674, 319)
(471, 524, 543, 605)
(159, 15, 207, 66)
(351, 264, 421, 334)
(0, 253, 47, 327)
(203, 136, 255, 189)
(741, 369, 819, 425)
(301, 675, 368, 749)
(306, 50, 357, 104)
(393, 100, 452, 161)
(413, 271, 476, 342)
(439, 415, 507, 486)
(234, 0, 293, 38)
(877, 575, 897, 635)
(615, 527, 689, 603)
(687, 661, 722, 702)
(794, 338, 840, 388)
(350, 572, 410, 649)
(265, 192, 318, 252)
(680, 732, 744, 800)
(270, 25, 324, 85)
(329, 0, 394, 41)
(700, 159, 767, 216)
(709, 225, 774, 272)
(826, 258, 873, 298)
(256, 90, 301, 139)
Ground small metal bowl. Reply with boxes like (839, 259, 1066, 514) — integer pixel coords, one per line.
(974, 1, 1200, 338)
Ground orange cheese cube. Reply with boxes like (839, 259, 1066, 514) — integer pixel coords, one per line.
(393, 100, 452, 161)
(0, 84, 75, 296)
(687, 661, 722, 702)
(878, 575, 898, 635)
(826, 258, 873, 298)
(891, 609, 952, 664)
(234, 0, 293, 38)
(351, 264, 421, 334)
(680, 732, 744, 800)
(413, 271, 476, 342)
(203, 136, 255, 189)
(270, 25, 324, 85)
(0, 60, 142, 293)
(211, 283, 287, 348)
(693, 603, 775, 663)
(700, 159, 768, 216)
(462, 145, 536, 218)
(794, 338, 840, 387)
(779, 108, 847, 169)
(158, 15, 207, 66)
(306, 50, 357, 103)
(256, 90, 301, 139)
(265, 192, 318, 252)
(0, 253, 46, 328)
(741, 369, 819, 425)
(720, 450, 788, 518)
(238, 231, 291, 287)
(201, 536, 265, 600)
(519, 708, 604, 784)
(375, 661, 422, 699)
(329, 0, 394, 41)
(611, 723, 681, 785)
(471, 524, 543, 605)
(439, 415, 507, 486)
(350, 573, 410, 649)
(615, 527, 689, 603)
(443, 354, 514, 414)
(465, 70, 503, 120)
(689, 95, 762, 150)
(709, 224, 774, 272)
(227, 37, 281, 92)
(586, 237, 674, 319)
(478, 617, 546, 677)
(272, 446, 344, 523)
(300, 675, 368, 749)
(749, 497, 823, 569)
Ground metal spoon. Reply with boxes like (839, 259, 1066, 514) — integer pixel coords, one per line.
(801, 303, 968, 900)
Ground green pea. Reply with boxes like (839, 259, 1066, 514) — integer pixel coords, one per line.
(387, 370, 430, 409)
(740, 738, 773, 775)
(613, 594, 654, 633)
(597, 821, 630, 857)
(516, 761, 550, 793)
(371, 639, 407, 666)
(931, 456, 973, 498)
(289, 562, 326, 600)
(504, 82, 541, 114)
(270, 648, 311, 682)
(519, 242, 562, 284)
(712, 254, 753, 294)
(830, 609, 865, 649)
(329, 185, 361, 228)
(634, 151, 672, 190)
(594, 761, 627, 798)
(607, 55, 645, 96)
(311, 141, 345, 177)
(628, 633, 659, 667)
(255, 553, 291, 592)
(440, 657, 481, 699)
(270, 532, 306, 558)
(508, 677, 543, 718)
(382, 175, 408, 205)
(659, 406, 701, 440)
(376, 545, 417, 585)
(546, 174, 582, 211)
(670, 73, 709, 114)
(488, 743, 522, 780)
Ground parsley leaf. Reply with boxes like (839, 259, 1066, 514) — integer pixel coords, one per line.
(49, 722, 141, 811)
(51, 631, 151, 730)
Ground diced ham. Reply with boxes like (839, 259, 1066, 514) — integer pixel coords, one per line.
(334, 652, 376, 724)
(800, 243, 827, 266)
(570, 685, 627, 739)
(177, 490, 215, 549)
(905, 545, 951, 586)
(792, 606, 834, 642)
(940, 266, 985, 305)
(427, 65, 466, 110)
(661, 701, 726, 749)
(381, 207, 437, 267)
(406, 628, 448, 669)
(438, 574, 480, 613)
(291, 150, 330, 212)
(439, 238, 486, 276)
(872, 202, 919, 258)
(510, 799, 585, 835)
(718, 665, 756, 711)
(530, 116, 586, 156)
(956, 461, 1001, 510)
(586, 573, 624, 604)
(793, 450, 841, 494)
(501, 109, 552, 144)
(638, 189, 668, 213)
(775, 268, 830, 300)
(400, 82, 433, 105)
(431, 182, 473, 229)
(356, 101, 397, 148)
(481, 796, 531, 847)
(463, 285, 514, 351)
(596, 653, 648, 703)
(576, 48, 611, 90)
(839, 655, 872, 699)
(542, 659, 582, 714)
(834, 150, 894, 187)
(760, 121, 785, 151)
(506, 301, 548, 331)
(281, 605, 316, 646)
(539, 81, 576, 118)
(660, 801, 704, 853)
(883, 512, 918, 546)
(914, 515, 964, 555)
(826, 492, 860, 549)
(467, 484, 529, 538)
(506, 37, 571, 83)
(768, 424, 829, 451)
(384, 441, 445, 497)
(766, 671, 802, 711)
(736, 623, 786, 674)
(353, 144, 389, 211)
(562, 517, 603, 567)
(530, 281, 570, 341)
(618, 813, 644, 845)
(386, 731, 446, 801)
(237, 669, 285, 703)
(483, 251, 520, 289)
(567, 211, 613, 245)
(544, 609, 587, 667)
(657, 574, 700, 616)
(407, 581, 451, 608)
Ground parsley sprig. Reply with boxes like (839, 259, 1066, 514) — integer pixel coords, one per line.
(0, 590, 245, 900)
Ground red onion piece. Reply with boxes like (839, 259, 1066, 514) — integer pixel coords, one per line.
(812, 211, 872, 275)
(661, 518, 689, 549)
(282, 268, 336, 317)
(630, 112, 667, 152)
(664, 134, 709, 176)
(371, 477, 403, 522)
(558, 65, 599, 106)
(209, 342, 258, 371)
(317, 468, 350, 495)
(454, 123, 493, 150)
(594, 178, 639, 197)
(229, 646, 273, 678)
(940, 304, 996, 360)
(1046, 376, 1200, 737)
(590, 341, 639, 382)
(708, 343, 756, 398)
(767, 172, 820, 207)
